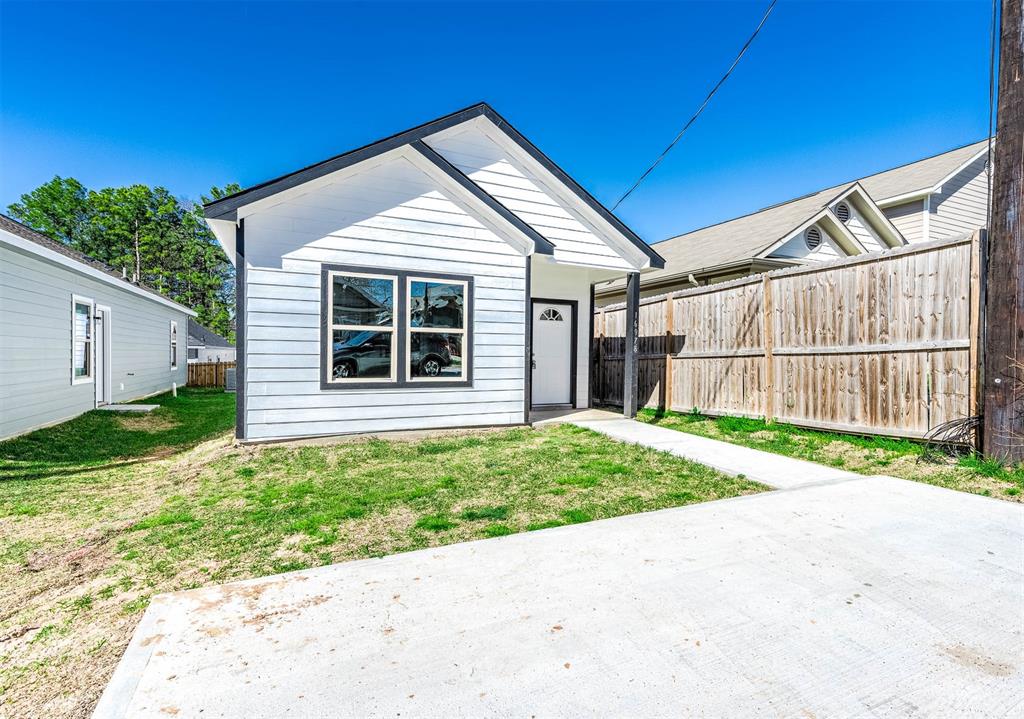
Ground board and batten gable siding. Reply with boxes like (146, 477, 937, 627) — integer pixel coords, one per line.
(930, 155, 988, 239)
(240, 155, 528, 441)
(425, 128, 633, 272)
(883, 200, 926, 243)
(0, 242, 188, 440)
(767, 225, 845, 263)
(837, 204, 885, 253)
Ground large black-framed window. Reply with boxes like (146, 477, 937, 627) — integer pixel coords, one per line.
(320, 264, 473, 390)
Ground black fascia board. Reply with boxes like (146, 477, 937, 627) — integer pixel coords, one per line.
(410, 140, 555, 256)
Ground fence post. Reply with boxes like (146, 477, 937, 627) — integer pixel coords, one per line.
(664, 296, 674, 411)
(762, 274, 775, 424)
(969, 229, 982, 418)
(595, 310, 605, 405)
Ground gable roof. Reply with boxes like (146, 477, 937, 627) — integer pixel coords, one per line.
(187, 318, 233, 348)
(204, 102, 664, 269)
(858, 139, 988, 202)
(0, 214, 195, 316)
(610, 138, 990, 291)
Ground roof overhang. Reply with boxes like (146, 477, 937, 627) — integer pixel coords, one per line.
(595, 257, 798, 297)
(876, 145, 990, 208)
(833, 183, 906, 248)
(0, 229, 196, 316)
(204, 103, 664, 271)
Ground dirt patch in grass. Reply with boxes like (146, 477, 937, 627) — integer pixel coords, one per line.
(639, 408, 1024, 502)
(115, 414, 181, 433)
(0, 405, 762, 718)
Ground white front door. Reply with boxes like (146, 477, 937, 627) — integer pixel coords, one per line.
(532, 301, 573, 407)
(95, 307, 109, 406)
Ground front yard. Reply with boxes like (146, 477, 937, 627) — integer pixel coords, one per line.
(0, 389, 762, 718)
(638, 408, 1024, 501)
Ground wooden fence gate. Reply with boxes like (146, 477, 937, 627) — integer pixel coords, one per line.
(187, 361, 236, 388)
(593, 233, 982, 439)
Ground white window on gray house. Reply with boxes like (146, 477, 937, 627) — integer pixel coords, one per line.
(327, 271, 397, 382)
(72, 296, 94, 384)
(408, 278, 467, 381)
(170, 320, 179, 369)
(188, 347, 199, 360)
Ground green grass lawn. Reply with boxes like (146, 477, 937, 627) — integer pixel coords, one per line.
(0, 389, 763, 718)
(638, 408, 1024, 501)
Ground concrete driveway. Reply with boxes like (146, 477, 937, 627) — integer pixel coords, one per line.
(96, 472, 1023, 718)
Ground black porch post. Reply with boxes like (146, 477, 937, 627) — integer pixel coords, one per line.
(623, 272, 640, 418)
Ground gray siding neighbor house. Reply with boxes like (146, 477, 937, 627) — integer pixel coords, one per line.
(0, 214, 194, 440)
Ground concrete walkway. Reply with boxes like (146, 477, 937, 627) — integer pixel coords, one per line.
(572, 417, 857, 489)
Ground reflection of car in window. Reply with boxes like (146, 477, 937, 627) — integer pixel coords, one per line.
(410, 333, 454, 377)
(332, 331, 392, 379)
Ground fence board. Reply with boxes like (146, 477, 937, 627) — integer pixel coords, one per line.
(188, 361, 236, 388)
(593, 234, 978, 439)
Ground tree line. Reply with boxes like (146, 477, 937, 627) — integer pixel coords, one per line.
(7, 177, 240, 340)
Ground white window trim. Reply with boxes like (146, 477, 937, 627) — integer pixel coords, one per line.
(325, 270, 399, 384)
(405, 275, 469, 383)
(71, 294, 95, 385)
(170, 320, 179, 370)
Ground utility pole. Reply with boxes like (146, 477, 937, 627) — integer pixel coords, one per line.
(982, 0, 1024, 461)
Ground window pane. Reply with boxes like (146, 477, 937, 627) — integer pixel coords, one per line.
(74, 340, 91, 377)
(332, 276, 394, 326)
(74, 303, 91, 340)
(410, 332, 463, 379)
(331, 329, 393, 380)
(409, 281, 464, 329)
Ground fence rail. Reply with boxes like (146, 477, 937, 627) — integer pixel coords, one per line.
(187, 361, 236, 388)
(593, 233, 982, 439)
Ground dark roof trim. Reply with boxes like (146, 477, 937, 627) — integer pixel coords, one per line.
(410, 140, 555, 256)
(204, 103, 494, 220)
(477, 106, 664, 270)
(203, 102, 663, 269)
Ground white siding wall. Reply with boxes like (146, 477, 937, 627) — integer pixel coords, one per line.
(426, 128, 632, 271)
(1, 242, 189, 439)
(931, 155, 988, 239)
(768, 225, 845, 262)
(241, 156, 528, 441)
(838, 204, 885, 252)
(883, 200, 926, 243)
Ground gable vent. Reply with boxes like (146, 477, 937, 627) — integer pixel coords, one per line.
(805, 226, 823, 250)
(835, 202, 851, 223)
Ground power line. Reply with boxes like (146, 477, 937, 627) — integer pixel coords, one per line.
(612, 0, 778, 212)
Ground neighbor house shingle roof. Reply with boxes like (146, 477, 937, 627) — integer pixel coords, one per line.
(0, 213, 193, 312)
(604, 139, 989, 293)
(187, 318, 233, 348)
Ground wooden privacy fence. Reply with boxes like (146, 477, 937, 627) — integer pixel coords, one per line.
(593, 233, 982, 439)
(187, 361, 236, 388)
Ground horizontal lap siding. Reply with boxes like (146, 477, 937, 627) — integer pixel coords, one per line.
(0, 243, 188, 439)
(884, 200, 925, 243)
(242, 156, 527, 441)
(427, 129, 632, 271)
(931, 157, 988, 239)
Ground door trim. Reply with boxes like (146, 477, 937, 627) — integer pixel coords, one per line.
(95, 304, 112, 406)
(530, 297, 578, 409)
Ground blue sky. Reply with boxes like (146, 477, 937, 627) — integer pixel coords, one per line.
(0, 1, 994, 243)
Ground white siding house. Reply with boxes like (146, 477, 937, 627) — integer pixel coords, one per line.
(0, 215, 193, 440)
(204, 104, 663, 442)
